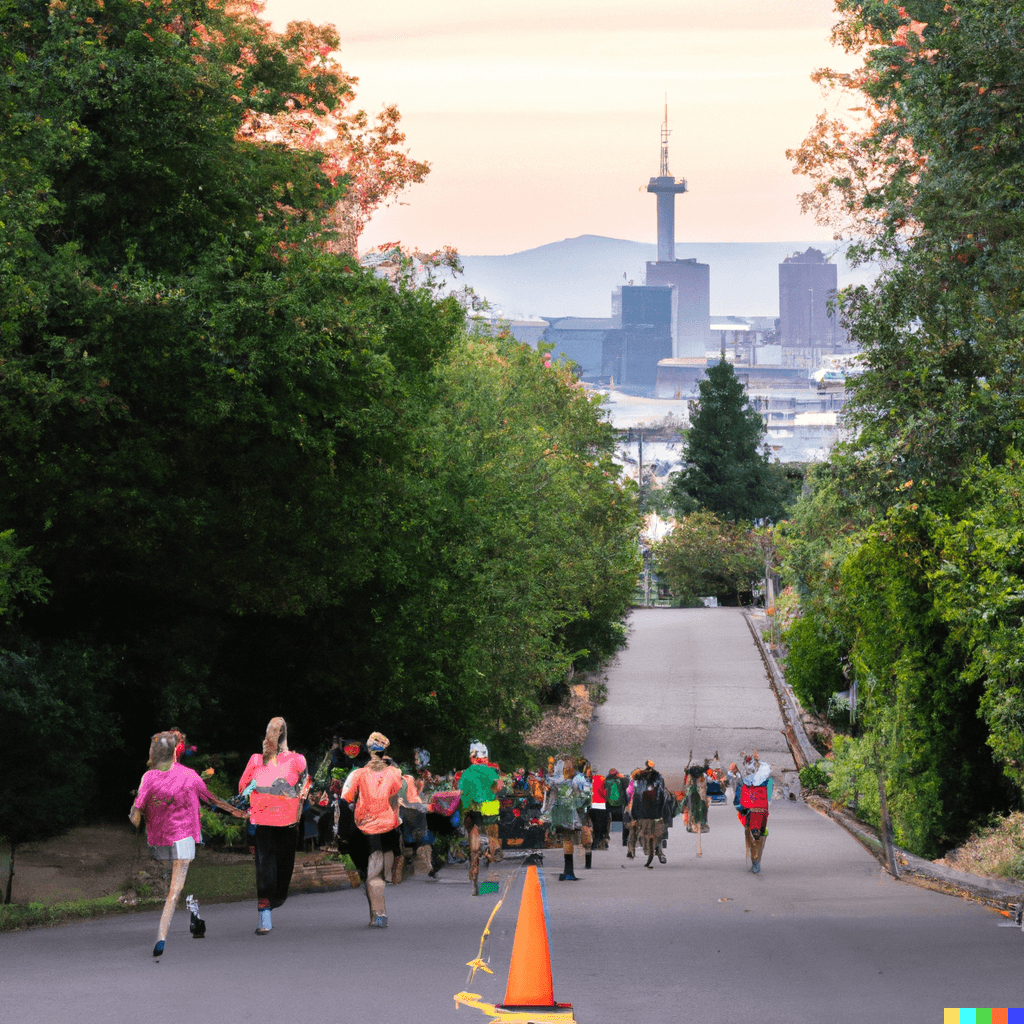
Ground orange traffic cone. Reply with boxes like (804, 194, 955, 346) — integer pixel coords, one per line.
(498, 865, 573, 1015)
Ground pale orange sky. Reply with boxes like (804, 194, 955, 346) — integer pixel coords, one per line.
(262, 0, 856, 255)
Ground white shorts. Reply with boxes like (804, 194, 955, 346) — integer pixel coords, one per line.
(150, 837, 196, 861)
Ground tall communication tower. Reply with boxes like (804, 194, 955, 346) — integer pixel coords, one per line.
(646, 102, 688, 263)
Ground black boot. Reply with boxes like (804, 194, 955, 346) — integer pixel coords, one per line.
(559, 854, 579, 881)
(584, 852, 592, 869)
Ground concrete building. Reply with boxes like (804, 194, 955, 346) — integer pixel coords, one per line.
(644, 108, 710, 361)
(778, 248, 849, 368)
(646, 258, 710, 359)
(541, 316, 617, 381)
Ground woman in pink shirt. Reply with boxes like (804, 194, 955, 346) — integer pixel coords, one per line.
(239, 717, 309, 935)
(131, 730, 245, 957)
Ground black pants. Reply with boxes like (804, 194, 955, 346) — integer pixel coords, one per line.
(254, 824, 298, 909)
(590, 807, 610, 845)
(348, 827, 401, 879)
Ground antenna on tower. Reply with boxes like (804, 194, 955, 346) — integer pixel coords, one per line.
(660, 95, 671, 177)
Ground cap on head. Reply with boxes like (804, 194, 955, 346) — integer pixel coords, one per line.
(469, 740, 488, 761)
(366, 731, 390, 753)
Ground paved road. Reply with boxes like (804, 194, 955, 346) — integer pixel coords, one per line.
(3, 609, 1022, 1023)
(583, 605, 796, 791)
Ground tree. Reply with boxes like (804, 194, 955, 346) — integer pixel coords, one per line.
(654, 511, 762, 606)
(0, 643, 116, 903)
(350, 333, 640, 765)
(0, 531, 47, 628)
(776, 1, 1024, 854)
(667, 358, 792, 523)
(0, 0, 640, 818)
(226, 4, 430, 255)
(932, 453, 1024, 794)
(0, 0, 460, 799)
(789, 0, 1024, 494)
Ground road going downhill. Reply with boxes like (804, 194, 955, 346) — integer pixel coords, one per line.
(2, 608, 1021, 1024)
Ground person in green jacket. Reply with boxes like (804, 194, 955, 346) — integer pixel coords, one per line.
(457, 741, 500, 895)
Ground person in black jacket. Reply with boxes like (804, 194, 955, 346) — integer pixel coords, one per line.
(627, 761, 669, 868)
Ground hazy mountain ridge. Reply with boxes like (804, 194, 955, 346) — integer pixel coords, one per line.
(456, 235, 877, 320)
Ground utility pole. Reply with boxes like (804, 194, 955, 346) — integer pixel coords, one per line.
(638, 428, 649, 606)
(637, 429, 644, 510)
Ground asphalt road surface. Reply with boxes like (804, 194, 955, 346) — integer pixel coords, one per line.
(3, 608, 1021, 1023)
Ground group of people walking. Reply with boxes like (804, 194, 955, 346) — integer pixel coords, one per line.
(130, 718, 775, 955)
(130, 718, 309, 956)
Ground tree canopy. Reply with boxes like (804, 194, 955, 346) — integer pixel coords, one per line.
(781, 0, 1024, 856)
(0, 0, 639, 834)
(654, 510, 763, 607)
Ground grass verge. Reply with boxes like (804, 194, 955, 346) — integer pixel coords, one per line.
(0, 859, 257, 933)
(0, 894, 152, 932)
(936, 811, 1024, 882)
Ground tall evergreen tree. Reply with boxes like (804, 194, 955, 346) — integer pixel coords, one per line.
(668, 358, 789, 523)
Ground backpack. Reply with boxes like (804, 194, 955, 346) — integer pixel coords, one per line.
(739, 784, 769, 836)
(739, 784, 769, 811)
(605, 776, 624, 807)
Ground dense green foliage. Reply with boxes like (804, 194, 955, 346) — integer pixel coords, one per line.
(667, 358, 793, 524)
(781, 614, 846, 714)
(0, 0, 638, 841)
(781, 0, 1024, 855)
(654, 510, 762, 606)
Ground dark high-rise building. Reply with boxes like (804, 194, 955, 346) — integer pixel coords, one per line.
(778, 247, 846, 367)
(610, 285, 673, 389)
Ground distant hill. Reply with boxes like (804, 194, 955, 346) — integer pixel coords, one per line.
(455, 235, 877, 320)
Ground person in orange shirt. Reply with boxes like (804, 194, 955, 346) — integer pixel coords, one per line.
(341, 731, 403, 927)
(239, 718, 310, 935)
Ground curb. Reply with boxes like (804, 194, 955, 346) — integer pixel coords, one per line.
(742, 608, 819, 769)
(290, 857, 358, 894)
(807, 796, 1024, 918)
(742, 608, 1024, 920)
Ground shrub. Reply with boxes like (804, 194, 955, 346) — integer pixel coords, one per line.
(799, 759, 833, 794)
(782, 614, 846, 712)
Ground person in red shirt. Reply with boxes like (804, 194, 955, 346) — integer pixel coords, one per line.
(239, 717, 310, 935)
(341, 731, 402, 927)
(589, 769, 609, 850)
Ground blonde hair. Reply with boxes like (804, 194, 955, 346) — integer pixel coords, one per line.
(263, 718, 288, 764)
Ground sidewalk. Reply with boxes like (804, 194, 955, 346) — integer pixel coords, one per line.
(743, 606, 1024, 921)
